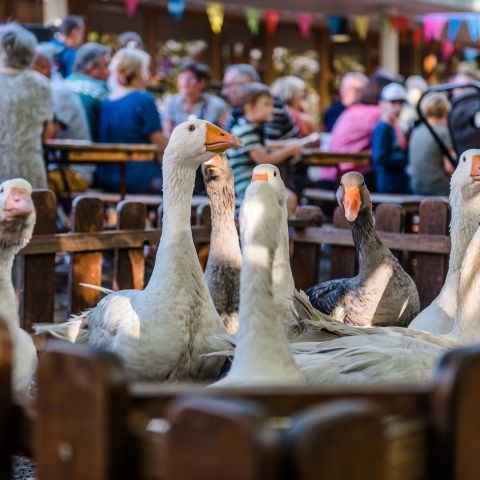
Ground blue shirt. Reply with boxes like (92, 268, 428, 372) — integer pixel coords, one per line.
(51, 37, 77, 78)
(95, 90, 162, 193)
(371, 121, 410, 194)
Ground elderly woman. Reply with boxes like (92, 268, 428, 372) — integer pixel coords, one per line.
(95, 48, 166, 194)
(0, 23, 55, 188)
(271, 75, 316, 137)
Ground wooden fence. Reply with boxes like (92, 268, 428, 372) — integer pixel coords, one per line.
(15, 191, 451, 331)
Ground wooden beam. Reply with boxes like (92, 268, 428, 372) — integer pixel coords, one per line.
(317, 27, 331, 117)
(210, 31, 222, 81)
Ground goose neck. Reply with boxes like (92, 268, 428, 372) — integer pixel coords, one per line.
(0, 251, 19, 327)
(351, 207, 383, 273)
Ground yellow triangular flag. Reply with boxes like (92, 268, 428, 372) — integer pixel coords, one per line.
(355, 16, 369, 40)
(207, 3, 224, 34)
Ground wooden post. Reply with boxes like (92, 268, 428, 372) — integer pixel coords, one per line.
(415, 200, 449, 308)
(0, 319, 12, 480)
(264, 30, 276, 85)
(165, 397, 268, 480)
(144, 6, 158, 76)
(291, 234, 320, 290)
(432, 346, 480, 480)
(210, 32, 222, 81)
(0, 0, 15, 21)
(317, 27, 332, 115)
(68, 197, 104, 314)
(375, 204, 406, 259)
(285, 401, 386, 480)
(35, 343, 131, 480)
(17, 190, 57, 331)
(113, 201, 146, 291)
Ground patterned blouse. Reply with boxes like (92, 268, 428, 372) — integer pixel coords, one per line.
(0, 70, 53, 188)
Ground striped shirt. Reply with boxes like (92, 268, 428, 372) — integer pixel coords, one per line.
(226, 116, 264, 198)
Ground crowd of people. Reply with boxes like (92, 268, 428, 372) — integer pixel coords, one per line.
(0, 15, 475, 206)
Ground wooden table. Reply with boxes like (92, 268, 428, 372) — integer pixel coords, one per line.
(300, 150, 371, 168)
(44, 140, 158, 199)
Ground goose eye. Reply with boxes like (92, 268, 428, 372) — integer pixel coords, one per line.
(463, 156, 466, 162)
(188, 124, 196, 132)
(273, 171, 277, 177)
(0, 187, 4, 194)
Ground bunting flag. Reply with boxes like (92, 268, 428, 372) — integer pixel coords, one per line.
(441, 41, 455, 61)
(354, 15, 369, 40)
(423, 14, 447, 42)
(168, 0, 185, 20)
(297, 13, 313, 39)
(125, 0, 138, 17)
(380, 14, 391, 33)
(245, 7, 261, 35)
(264, 9, 279, 35)
(206, 3, 224, 34)
(412, 27, 423, 48)
(327, 16, 343, 35)
(464, 46, 479, 62)
(389, 15, 409, 33)
(467, 15, 479, 42)
(447, 18, 462, 43)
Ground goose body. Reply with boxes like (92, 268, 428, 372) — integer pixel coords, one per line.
(44, 120, 239, 382)
(202, 155, 241, 334)
(213, 178, 303, 386)
(409, 149, 480, 334)
(0, 179, 37, 398)
(306, 172, 420, 327)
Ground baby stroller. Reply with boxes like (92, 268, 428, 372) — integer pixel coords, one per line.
(417, 82, 480, 165)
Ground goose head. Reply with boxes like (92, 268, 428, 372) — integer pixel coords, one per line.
(451, 149, 480, 202)
(0, 178, 36, 252)
(336, 172, 371, 223)
(202, 154, 234, 190)
(164, 119, 240, 168)
(251, 164, 286, 209)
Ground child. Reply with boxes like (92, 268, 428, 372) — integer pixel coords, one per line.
(371, 83, 410, 193)
(409, 93, 453, 196)
(226, 83, 302, 214)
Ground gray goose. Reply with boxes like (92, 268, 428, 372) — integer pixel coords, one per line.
(202, 154, 242, 334)
(306, 172, 420, 327)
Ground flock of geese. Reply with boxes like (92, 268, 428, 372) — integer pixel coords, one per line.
(4, 118, 480, 398)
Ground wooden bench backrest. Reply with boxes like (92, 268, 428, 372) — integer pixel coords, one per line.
(33, 343, 480, 480)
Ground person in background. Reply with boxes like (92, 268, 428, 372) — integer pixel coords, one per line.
(32, 45, 93, 188)
(371, 83, 409, 194)
(162, 61, 228, 136)
(323, 72, 368, 132)
(117, 31, 144, 51)
(409, 93, 453, 196)
(399, 75, 428, 134)
(50, 15, 85, 78)
(328, 70, 396, 189)
(226, 83, 302, 214)
(95, 48, 166, 194)
(66, 42, 110, 141)
(0, 23, 55, 187)
(271, 75, 316, 137)
(450, 68, 479, 98)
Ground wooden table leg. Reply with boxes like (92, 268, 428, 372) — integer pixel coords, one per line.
(120, 163, 127, 199)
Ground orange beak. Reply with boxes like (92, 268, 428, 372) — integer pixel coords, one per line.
(471, 154, 480, 180)
(205, 123, 241, 152)
(343, 186, 361, 222)
(252, 173, 269, 182)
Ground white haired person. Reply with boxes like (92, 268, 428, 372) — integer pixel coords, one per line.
(271, 75, 316, 137)
(0, 23, 56, 188)
(95, 48, 166, 194)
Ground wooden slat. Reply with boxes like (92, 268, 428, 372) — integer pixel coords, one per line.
(375, 204, 406, 259)
(291, 226, 451, 254)
(330, 207, 356, 278)
(68, 197, 104, 314)
(285, 401, 386, 480)
(16, 190, 57, 332)
(415, 201, 450, 308)
(35, 343, 131, 480)
(20, 226, 212, 255)
(129, 383, 430, 419)
(0, 319, 12, 480)
(291, 237, 320, 289)
(113, 201, 146, 291)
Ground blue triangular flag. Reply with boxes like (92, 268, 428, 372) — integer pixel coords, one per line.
(168, 0, 185, 20)
(447, 18, 462, 43)
(467, 15, 479, 42)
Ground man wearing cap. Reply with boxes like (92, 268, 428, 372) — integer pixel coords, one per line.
(371, 83, 410, 194)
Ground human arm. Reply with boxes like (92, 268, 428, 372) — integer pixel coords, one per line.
(249, 143, 303, 165)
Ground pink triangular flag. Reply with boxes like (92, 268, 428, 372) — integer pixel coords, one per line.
(297, 13, 313, 39)
(125, 0, 139, 17)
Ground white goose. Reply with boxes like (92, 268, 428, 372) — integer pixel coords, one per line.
(212, 177, 303, 386)
(0, 179, 37, 399)
(43, 119, 239, 382)
(409, 149, 480, 334)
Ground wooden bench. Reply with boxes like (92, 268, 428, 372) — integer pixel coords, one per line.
(26, 342, 480, 480)
(302, 188, 449, 216)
